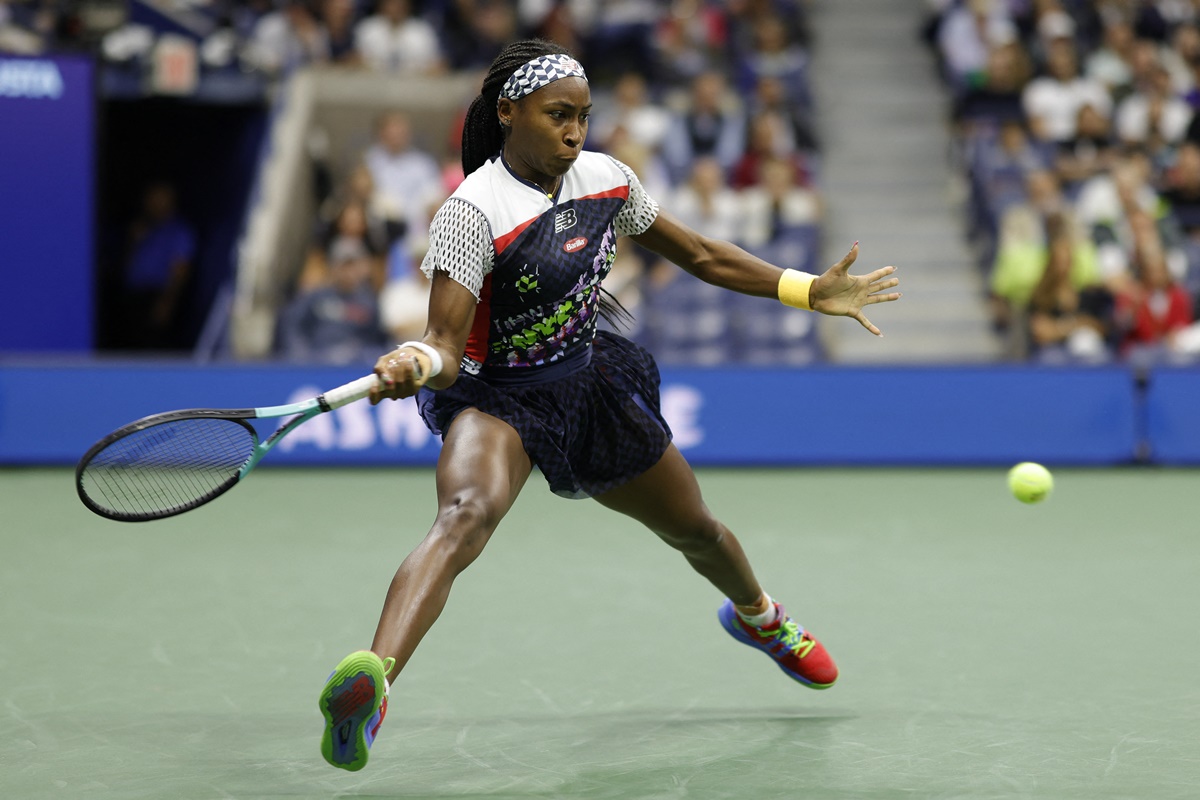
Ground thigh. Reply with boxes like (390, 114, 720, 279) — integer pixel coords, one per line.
(436, 407, 534, 520)
(592, 443, 713, 536)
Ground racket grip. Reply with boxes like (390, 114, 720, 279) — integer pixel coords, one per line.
(320, 375, 382, 410)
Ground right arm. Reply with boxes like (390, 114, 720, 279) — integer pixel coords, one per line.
(369, 198, 491, 402)
(369, 271, 477, 402)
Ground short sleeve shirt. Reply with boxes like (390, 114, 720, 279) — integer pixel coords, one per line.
(421, 152, 658, 377)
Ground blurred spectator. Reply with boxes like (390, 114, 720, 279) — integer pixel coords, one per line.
(380, 242, 430, 342)
(565, 0, 659, 79)
(729, 110, 810, 189)
(248, 0, 330, 76)
(669, 157, 741, 243)
(651, 0, 727, 88)
(279, 236, 388, 363)
(115, 181, 197, 350)
(320, 0, 361, 65)
(1025, 219, 1114, 362)
(1114, 63, 1192, 155)
(990, 172, 1100, 331)
(735, 13, 808, 104)
(591, 71, 672, 154)
(1085, 17, 1136, 98)
(937, 0, 1018, 89)
(1115, 212, 1194, 356)
(317, 163, 406, 254)
(747, 75, 818, 153)
(737, 156, 820, 250)
(1162, 141, 1200, 235)
(363, 111, 445, 251)
(301, 197, 390, 292)
(956, 38, 1032, 124)
(661, 71, 745, 184)
(1022, 38, 1112, 145)
(1054, 102, 1116, 191)
(438, 0, 516, 71)
(1075, 148, 1169, 289)
(355, 0, 444, 73)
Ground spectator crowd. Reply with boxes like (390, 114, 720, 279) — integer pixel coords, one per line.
(239, 0, 825, 365)
(931, 0, 1200, 364)
(3, 0, 824, 364)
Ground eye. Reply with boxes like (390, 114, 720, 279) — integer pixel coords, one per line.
(580, 112, 590, 123)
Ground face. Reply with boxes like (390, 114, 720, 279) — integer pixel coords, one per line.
(378, 113, 411, 153)
(500, 77, 591, 183)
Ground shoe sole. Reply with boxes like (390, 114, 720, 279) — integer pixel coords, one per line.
(319, 651, 386, 771)
(718, 603, 836, 690)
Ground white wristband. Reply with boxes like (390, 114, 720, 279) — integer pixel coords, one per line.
(398, 341, 443, 378)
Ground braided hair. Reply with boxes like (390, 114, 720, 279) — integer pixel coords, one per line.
(461, 39, 572, 176)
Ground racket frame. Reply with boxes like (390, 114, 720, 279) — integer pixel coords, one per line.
(76, 374, 381, 522)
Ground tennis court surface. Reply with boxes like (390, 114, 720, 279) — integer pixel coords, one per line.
(2, 466, 1197, 799)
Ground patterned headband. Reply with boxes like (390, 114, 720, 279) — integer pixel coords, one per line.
(500, 53, 588, 102)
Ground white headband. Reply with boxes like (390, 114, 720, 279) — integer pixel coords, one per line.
(500, 53, 588, 102)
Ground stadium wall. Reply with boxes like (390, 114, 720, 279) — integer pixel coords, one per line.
(4, 362, 1195, 467)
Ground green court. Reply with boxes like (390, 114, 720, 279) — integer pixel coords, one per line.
(2, 467, 1197, 799)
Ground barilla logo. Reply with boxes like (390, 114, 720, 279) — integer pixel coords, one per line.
(0, 59, 64, 99)
(563, 236, 588, 253)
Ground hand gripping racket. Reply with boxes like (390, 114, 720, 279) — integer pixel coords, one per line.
(76, 374, 382, 522)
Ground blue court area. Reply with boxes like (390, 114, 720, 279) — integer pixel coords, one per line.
(2, 466, 1197, 799)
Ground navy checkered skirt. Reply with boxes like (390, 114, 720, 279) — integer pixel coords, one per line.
(417, 331, 673, 498)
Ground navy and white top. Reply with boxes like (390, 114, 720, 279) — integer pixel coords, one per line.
(420, 151, 659, 382)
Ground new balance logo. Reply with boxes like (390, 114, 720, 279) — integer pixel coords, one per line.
(554, 208, 577, 232)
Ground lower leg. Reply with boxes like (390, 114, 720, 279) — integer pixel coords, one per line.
(368, 524, 483, 675)
(674, 523, 765, 608)
(367, 410, 531, 677)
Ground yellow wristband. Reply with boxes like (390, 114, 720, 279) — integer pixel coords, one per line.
(778, 269, 816, 311)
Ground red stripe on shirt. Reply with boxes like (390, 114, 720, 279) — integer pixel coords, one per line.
(464, 273, 492, 365)
(493, 216, 541, 255)
(575, 186, 630, 203)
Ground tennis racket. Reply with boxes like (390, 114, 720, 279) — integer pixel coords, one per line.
(76, 374, 383, 522)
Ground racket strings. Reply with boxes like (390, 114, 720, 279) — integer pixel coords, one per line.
(80, 417, 256, 519)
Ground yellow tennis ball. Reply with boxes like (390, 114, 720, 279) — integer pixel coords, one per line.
(1007, 462, 1053, 504)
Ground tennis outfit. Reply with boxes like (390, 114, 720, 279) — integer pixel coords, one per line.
(416, 151, 672, 498)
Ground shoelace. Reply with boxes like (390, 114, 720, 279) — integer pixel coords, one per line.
(772, 618, 816, 658)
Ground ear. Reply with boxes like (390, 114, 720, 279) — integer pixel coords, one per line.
(497, 97, 514, 129)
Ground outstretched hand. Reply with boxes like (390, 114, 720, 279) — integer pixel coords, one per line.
(810, 243, 901, 336)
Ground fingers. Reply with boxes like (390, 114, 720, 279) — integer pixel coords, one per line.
(833, 241, 859, 273)
(854, 310, 882, 337)
(864, 264, 896, 283)
(370, 351, 425, 403)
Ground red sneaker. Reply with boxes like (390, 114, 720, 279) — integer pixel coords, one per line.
(718, 599, 838, 688)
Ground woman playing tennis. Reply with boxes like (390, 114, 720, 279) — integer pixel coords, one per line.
(319, 39, 901, 771)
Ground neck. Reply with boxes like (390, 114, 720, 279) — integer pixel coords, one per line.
(503, 150, 561, 196)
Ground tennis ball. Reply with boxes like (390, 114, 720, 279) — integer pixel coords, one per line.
(1007, 462, 1053, 504)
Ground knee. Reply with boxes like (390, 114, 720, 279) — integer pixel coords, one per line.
(658, 516, 726, 554)
(426, 494, 501, 567)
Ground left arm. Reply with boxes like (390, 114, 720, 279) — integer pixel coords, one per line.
(631, 210, 902, 336)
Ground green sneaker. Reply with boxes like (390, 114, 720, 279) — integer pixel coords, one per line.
(318, 651, 393, 771)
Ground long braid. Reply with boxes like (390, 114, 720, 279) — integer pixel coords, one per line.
(461, 39, 571, 176)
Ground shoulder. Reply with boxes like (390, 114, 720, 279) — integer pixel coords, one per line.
(573, 151, 636, 186)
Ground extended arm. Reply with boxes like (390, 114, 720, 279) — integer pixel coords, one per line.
(632, 210, 901, 336)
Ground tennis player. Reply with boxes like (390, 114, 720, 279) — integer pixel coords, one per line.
(319, 39, 901, 771)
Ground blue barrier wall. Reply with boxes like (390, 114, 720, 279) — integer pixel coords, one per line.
(0, 362, 1156, 466)
(1145, 367, 1200, 464)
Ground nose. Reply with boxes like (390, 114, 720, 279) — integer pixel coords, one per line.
(563, 120, 583, 149)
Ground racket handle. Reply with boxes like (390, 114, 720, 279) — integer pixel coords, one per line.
(320, 375, 382, 410)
